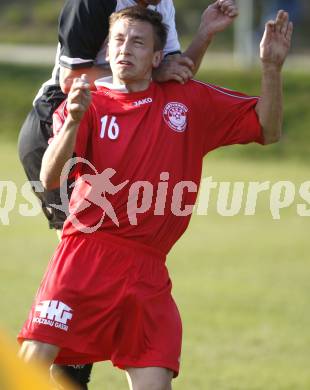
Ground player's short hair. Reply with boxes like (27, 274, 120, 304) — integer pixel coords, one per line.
(109, 6, 168, 51)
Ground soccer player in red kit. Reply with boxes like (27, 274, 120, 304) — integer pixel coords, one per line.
(18, 6, 293, 389)
(17, 1, 239, 387)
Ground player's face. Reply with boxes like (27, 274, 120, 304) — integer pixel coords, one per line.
(108, 19, 162, 89)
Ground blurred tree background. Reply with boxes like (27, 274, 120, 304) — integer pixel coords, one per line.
(0, 0, 309, 159)
(0, 0, 309, 51)
(0, 0, 63, 43)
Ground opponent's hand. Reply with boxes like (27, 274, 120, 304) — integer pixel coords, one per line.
(152, 54, 194, 84)
(260, 10, 293, 71)
(199, 0, 238, 38)
(67, 74, 91, 123)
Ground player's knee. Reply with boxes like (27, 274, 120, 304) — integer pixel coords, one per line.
(19, 340, 59, 364)
(134, 379, 171, 390)
(126, 367, 173, 390)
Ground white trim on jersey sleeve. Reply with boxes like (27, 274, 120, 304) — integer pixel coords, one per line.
(192, 79, 259, 100)
(60, 55, 94, 66)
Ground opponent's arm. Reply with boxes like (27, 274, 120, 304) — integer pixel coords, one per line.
(60, 65, 111, 94)
(152, 54, 194, 84)
(58, 0, 115, 93)
(40, 75, 91, 190)
(153, 0, 238, 83)
(152, 0, 194, 84)
(255, 10, 293, 144)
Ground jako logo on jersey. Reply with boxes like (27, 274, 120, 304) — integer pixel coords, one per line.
(163, 102, 188, 132)
(32, 300, 73, 332)
(133, 97, 153, 107)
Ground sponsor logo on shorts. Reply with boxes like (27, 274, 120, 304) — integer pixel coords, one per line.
(163, 102, 188, 132)
(33, 300, 73, 332)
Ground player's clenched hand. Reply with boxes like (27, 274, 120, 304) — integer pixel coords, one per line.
(153, 54, 194, 84)
(67, 74, 91, 123)
(199, 0, 238, 38)
(260, 10, 293, 70)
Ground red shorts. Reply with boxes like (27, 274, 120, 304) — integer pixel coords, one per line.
(18, 232, 182, 376)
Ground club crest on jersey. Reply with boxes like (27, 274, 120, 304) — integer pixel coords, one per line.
(163, 102, 188, 132)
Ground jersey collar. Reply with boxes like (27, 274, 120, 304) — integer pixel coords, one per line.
(95, 76, 155, 100)
(95, 76, 129, 92)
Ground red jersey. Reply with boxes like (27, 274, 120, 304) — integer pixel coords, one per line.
(52, 79, 263, 254)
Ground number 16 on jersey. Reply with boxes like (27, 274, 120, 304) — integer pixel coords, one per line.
(100, 115, 120, 140)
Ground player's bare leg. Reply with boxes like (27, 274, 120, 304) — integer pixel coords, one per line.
(18, 340, 59, 366)
(126, 367, 173, 390)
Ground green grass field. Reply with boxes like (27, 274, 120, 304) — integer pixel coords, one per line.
(0, 141, 309, 389)
(0, 63, 310, 389)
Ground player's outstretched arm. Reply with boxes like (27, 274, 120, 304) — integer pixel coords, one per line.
(256, 10, 293, 144)
(40, 74, 91, 190)
(183, 0, 238, 76)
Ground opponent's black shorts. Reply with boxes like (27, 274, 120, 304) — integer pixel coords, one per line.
(18, 86, 72, 230)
